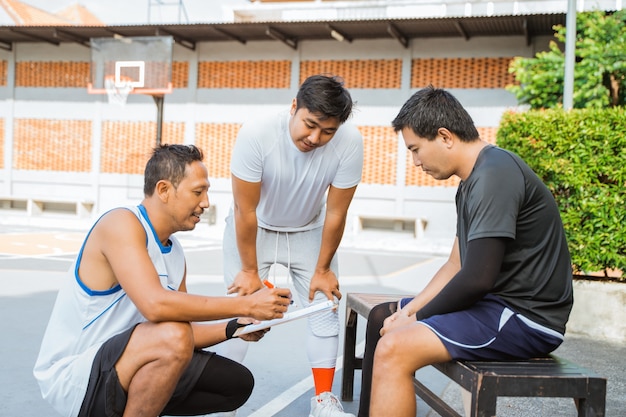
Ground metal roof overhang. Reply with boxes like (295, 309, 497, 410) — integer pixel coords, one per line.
(0, 13, 565, 52)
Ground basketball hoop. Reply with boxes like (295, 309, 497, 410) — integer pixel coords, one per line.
(89, 36, 173, 143)
(104, 76, 134, 106)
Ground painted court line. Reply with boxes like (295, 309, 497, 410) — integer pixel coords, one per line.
(247, 340, 366, 417)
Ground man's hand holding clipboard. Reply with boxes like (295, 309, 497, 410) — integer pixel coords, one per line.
(234, 300, 337, 337)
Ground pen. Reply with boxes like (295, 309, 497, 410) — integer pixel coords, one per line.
(263, 280, 294, 305)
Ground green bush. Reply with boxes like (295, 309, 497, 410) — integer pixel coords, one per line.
(507, 10, 626, 109)
(497, 107, 626, 280)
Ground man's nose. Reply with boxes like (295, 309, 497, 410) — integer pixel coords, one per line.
(308, 129, 321, 143)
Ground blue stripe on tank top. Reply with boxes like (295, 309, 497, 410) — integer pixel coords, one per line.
(82, 293, 127, 330)
(138, 204, 172, 254)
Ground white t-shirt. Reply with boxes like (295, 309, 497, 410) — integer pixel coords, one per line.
(230, 111, 363, 231)
(33, 205, 186, 417)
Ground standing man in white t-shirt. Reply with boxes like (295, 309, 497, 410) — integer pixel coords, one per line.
(219, 74, 363, 417)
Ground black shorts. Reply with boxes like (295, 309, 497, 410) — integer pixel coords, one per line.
(77, 324, 213, 417)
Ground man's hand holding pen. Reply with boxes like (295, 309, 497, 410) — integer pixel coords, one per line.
(263, 279, 295, 305)
(244, 284, 292, 320)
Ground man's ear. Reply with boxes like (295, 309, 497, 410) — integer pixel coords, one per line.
(155, 180, 171, 202)
(438, 128, 455, 148)
(289, 98, 297, 116)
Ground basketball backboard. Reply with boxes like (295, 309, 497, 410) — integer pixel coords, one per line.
(88, 36, 173, 96)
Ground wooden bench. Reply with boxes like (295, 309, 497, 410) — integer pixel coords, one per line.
(341, 292, 607, 417)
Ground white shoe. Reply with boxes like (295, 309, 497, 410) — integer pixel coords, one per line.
(202, 412, 236, 417)
(309, 392, 355, 417)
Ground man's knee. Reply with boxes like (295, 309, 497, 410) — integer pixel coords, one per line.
(234, 366, 255, 408)
(309, 310, 340, 337)
(375, 325, 451, 372)
(374, 333, 403, 365)
(156, 321, 194, 364)
(373, 331, 420, 375)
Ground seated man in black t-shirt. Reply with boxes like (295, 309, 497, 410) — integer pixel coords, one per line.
(357, 87, 573, 417)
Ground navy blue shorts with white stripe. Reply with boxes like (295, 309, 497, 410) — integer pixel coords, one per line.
(400, 294, 563, 361)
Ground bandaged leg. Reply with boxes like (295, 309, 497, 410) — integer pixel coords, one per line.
(308, 333, 340, 394)
(307, 308, 340, 394)
(279, 227, 342, 396)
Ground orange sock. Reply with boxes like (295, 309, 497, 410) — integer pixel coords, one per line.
(312, 367, 335, 395)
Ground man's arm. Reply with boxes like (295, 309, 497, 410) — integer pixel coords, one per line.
(308, 184, 357, 302)
(229, 175, 264, 296)
(168, 252, 271, 348)
(189, 320, 269, 348)
(380, 237, 462, 335)
(401, 237, 462, 316)
(415, 237, 506, 319)
(84, 209, 290, 323)
(384, 237, 506, 334)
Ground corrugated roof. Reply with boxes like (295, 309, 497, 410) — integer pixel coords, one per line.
(0, 12, 565, 51)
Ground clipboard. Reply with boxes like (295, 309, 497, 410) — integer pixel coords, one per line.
(234, 300, 336, 336)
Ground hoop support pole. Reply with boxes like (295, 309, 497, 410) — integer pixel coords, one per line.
(153, 94, 165, 146)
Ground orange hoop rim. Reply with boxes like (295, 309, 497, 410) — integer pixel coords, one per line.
(87, 82, 173, 96)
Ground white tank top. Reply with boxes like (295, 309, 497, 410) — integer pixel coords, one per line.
(33, 205, 185, 417)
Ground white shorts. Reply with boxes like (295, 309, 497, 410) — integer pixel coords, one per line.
(223, 213, 340, 337)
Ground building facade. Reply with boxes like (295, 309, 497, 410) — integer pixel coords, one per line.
(1, 0, 620, 238)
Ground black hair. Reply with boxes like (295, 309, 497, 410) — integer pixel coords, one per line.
(295, 74, 354, 123)
(143, 144, 204, 196)
(391, 85, 479, 142)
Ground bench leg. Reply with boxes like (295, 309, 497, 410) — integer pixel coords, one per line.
(341, 307, 358, 401)
(471, 377, 497, 417)
(577, 398, 606, 417)
(413, 377, 463, 417)
(576, 378, 606, 417)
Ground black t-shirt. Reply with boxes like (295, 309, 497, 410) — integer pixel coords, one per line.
(456, 146, 573, 333)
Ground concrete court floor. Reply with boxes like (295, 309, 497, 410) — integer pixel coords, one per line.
(1, 219, 624, 417)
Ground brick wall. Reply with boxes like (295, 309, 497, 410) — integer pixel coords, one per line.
(6, 57, 515, 90)
(100, 121, 185, 174)
(359, 125, 397, 185)
(4, 121, 491, 182)
(412, 57, 515, 89)
(172, 61, 189, 88)
(195, 123, 241, 179)
(0, 60, 6, 86)
(300, 60, 403, 88)
(15, 62, 90, 87)
(11, 61, 188, 89)
(13, 119, 92, 171)
(198, 60, 291, 88)
(3, 58, 510, 184)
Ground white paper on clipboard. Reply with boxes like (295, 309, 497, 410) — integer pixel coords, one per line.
(234, 300, 336, 336)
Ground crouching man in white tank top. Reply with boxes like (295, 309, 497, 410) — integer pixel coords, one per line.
(34, 144, 292, 417)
